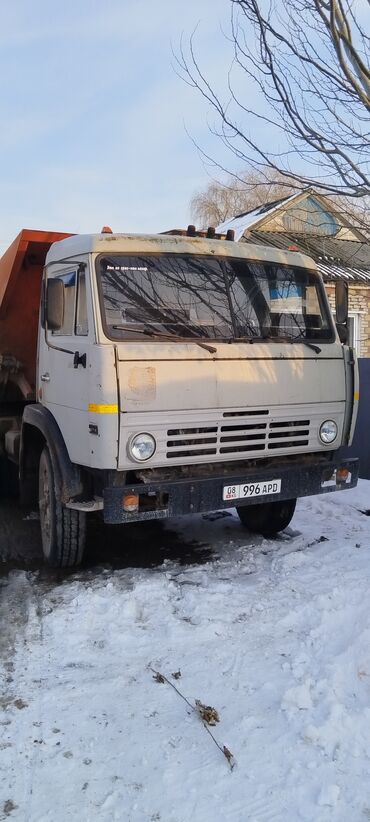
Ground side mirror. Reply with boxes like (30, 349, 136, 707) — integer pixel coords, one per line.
(46, 278, 64, 331)
(335, 280, 348, 325)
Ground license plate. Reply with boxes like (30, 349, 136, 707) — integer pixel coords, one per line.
(222, 479, 282, 501)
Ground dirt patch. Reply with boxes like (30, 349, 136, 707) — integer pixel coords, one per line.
(0, 496, 216, 579)
(2, 800, 18, 816)
(0, 499, 42, 571)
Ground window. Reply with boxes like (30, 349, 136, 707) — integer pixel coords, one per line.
(96, 253, 334, 344)
(50, 269, 88, 337)
(282, 196, 339, 236)
(332, 311, 361, 355)
(348, 313, 361, 355)
(52, 271, 76, 336)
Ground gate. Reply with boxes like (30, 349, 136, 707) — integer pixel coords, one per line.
(346, 358, 370, 479)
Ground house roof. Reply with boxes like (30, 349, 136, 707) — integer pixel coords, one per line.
(216, 189, 370, 280)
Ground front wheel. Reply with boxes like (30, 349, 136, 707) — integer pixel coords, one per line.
(38, 446, 86, 567)
(236, 498, 296, 537)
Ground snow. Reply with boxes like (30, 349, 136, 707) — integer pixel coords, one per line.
(2, 482, 370, 821)
(216, 208, 270, 240)
(215, 193, 298, 239)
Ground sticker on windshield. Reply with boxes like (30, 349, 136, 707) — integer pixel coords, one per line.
(106, 265, 148, 272)
(269, 284, 303, 314)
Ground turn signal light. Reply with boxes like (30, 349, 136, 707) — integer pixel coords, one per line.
(122, 493, 139, 512)
(336, 468, 349, 482)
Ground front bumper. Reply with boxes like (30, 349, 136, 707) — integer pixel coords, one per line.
(102, 456, 359, 524)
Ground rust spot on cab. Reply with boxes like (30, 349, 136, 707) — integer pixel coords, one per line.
(127, 366, 156, 400)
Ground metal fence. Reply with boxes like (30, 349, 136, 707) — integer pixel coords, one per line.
(345, 358, 370, 479)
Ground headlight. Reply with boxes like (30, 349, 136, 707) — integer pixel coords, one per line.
(129, 433, 156, 461)
(319, 420, 338, 444)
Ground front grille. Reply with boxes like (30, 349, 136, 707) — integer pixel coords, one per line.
(166, 413, 311, 459)
(166, 425, 218, 459)
(267, 420, 310, 450)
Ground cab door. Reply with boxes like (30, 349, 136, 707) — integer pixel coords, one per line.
(38, 266, 92, 466)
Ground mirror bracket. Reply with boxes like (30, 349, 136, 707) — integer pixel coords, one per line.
(336, 322, 349, 344)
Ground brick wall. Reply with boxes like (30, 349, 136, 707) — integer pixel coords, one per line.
(325, 283, 370, 357)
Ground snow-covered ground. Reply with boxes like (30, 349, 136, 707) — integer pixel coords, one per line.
(2, 483, 370, 821)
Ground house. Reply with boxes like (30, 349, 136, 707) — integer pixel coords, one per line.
(216, 189, 370, 356)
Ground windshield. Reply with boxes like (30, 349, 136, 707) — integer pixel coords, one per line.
(96, 253, 334, 343)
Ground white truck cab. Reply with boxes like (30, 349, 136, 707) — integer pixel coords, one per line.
(0, 227, 359, 566)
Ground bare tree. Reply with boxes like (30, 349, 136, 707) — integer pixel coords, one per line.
(191, 170, 296, 226)
(176, 0, 370, 199)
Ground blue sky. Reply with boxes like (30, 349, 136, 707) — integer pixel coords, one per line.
(0, 0, 235, 253)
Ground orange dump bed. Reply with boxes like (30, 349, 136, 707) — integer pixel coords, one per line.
(0, 229, 72, 393)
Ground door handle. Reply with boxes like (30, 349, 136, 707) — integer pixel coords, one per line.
(41, 373, 50, 382)
(73, 351, 87, 369)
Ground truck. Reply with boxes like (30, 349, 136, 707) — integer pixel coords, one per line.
(0, 225, 359, 567)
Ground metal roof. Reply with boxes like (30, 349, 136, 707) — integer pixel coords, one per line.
(244, 230, 370, 281)
(316, 261, 370, 283)
(215, 188, 370, 279)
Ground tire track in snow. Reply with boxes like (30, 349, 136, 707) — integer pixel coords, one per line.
(0, 572, 46, 820)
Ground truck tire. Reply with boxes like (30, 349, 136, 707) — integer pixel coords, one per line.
(38, 446, 86, 567)
(236, 498, 296, 537)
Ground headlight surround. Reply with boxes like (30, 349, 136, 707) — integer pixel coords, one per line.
(319, 420, 338, 444)
(129, 432, 156, 462)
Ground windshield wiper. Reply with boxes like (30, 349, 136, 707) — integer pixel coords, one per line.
(111, 325, 217, 354)
(261, 333, 321, 354)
